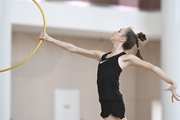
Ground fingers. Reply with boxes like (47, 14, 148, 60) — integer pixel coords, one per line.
(39, 32, 45, 38)
(36, 37, 44, 41)
(164, 86, 172, 92)
(171, 95, 174, 103)
(171, 92, 180, 103)
(176, 93, 180, 97)
(164, 87, 180, 102)
(174, 93, 180, 101)
(37, 32, 46, 41)
(164, 88, 170, 91)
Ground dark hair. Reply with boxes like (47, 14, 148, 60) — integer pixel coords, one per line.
(122, 28, 147, 60)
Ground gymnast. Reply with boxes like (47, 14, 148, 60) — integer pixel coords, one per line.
(38, 28, 180, 120)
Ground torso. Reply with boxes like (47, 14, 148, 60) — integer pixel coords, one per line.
(97, 52, 126, 102)
(99, 51, 130, 70)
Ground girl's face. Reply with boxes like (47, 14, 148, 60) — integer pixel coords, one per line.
(110, 28, 128, 42)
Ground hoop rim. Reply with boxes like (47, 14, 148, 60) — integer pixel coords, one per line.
(0, 0, 46, 72)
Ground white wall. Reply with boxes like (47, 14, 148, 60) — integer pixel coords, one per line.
(11, 0, 161, 39)
(54, 89, 80, 120)
(0, 0, 12, 120)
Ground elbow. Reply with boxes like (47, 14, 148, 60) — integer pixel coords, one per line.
(68, 48, 76, 53)
(67, 45, 77, 53)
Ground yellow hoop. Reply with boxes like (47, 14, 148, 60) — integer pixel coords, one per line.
(0, 0, 46, 73)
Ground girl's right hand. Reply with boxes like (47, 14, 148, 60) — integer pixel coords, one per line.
(164, 83, 180, 103)
(37, 32, 50, 42)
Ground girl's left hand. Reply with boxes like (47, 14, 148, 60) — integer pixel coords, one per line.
(164, 83, 180, 102)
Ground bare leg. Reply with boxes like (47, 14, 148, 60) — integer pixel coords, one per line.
(104, 114, 127, 120)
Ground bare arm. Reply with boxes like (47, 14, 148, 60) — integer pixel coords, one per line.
(124, 54, 180, 102)
(38, 32, 104, 61)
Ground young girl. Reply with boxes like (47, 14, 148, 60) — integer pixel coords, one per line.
(38, 28, 180, 120)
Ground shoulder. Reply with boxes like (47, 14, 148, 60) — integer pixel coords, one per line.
(118, 53, 136, 69)
(120, 53, 137, 62)
(120, 53, 155, 71)
(93, 50, 106, 61)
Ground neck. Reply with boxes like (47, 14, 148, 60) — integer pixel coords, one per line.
(111, 41, 124, 55)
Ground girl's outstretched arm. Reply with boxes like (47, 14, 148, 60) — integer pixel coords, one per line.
(126, 54, 180, 102)
(37, 32, 104, 61)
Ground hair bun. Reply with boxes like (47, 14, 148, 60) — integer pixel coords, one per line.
(137, 32, 147, 42)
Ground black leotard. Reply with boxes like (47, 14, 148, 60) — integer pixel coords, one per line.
(97, 52, 126, 102)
